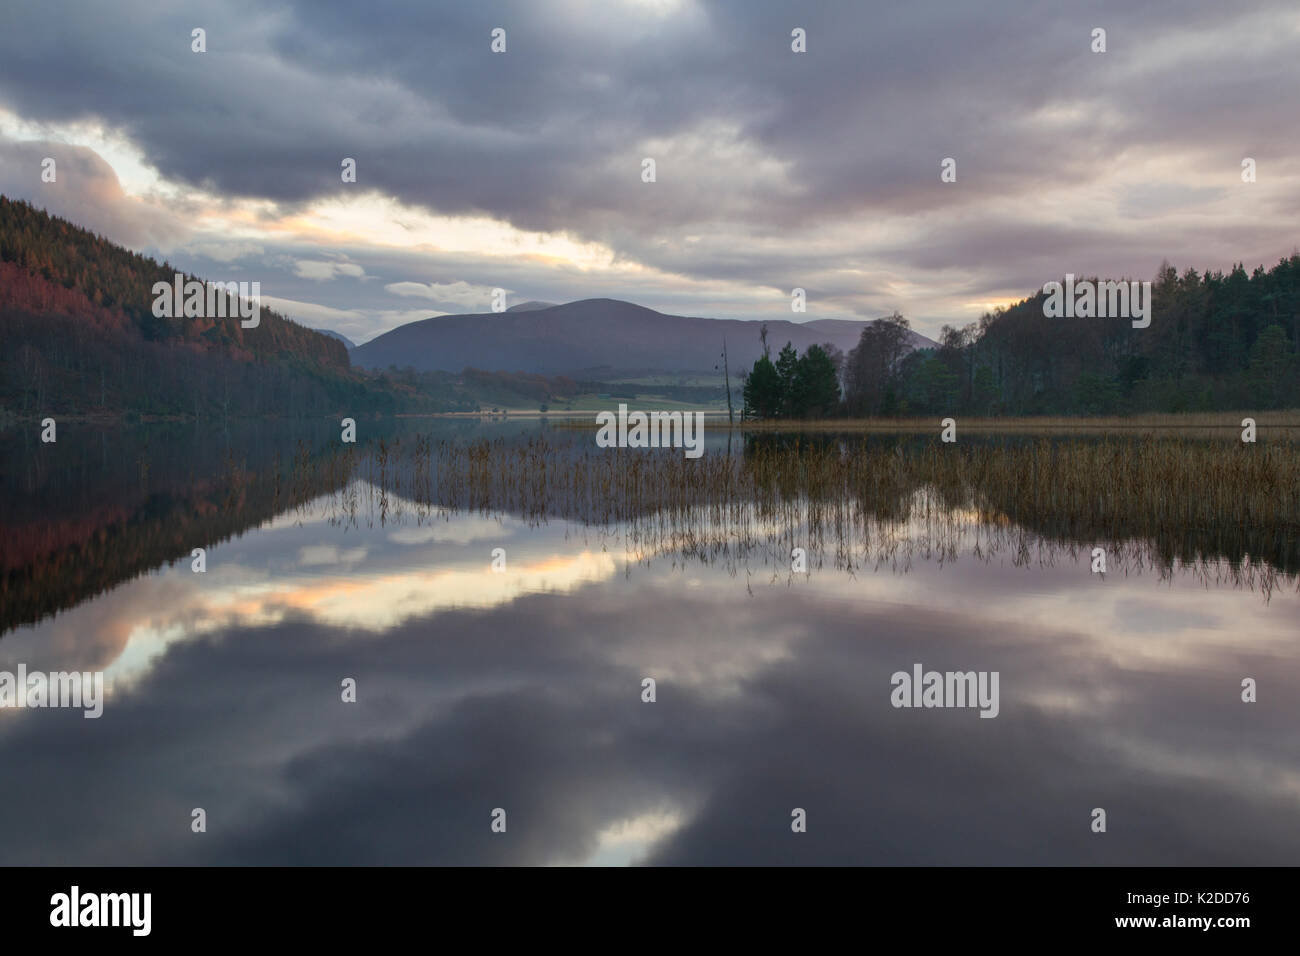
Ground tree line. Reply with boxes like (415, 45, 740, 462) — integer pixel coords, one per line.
(741, 257, 1300, 419)
(741, 333, 842, 419)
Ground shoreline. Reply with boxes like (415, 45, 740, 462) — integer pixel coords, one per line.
(4, 409, 1299, 432)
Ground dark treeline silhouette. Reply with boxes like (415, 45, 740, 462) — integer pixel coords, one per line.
(1, 305, 417, 419)
(741, 335, 842, 419)
(743, 260, 1300, 418)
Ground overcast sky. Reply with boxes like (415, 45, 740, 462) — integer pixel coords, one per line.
(2, 0, 1298, 343)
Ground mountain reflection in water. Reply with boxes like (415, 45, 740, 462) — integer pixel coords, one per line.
(0, 422, 1296, 865)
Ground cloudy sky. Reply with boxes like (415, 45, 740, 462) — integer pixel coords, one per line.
(1, 0, 1297, 343)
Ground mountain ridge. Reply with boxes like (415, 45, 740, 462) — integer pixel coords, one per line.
(351, 297, 937, 375)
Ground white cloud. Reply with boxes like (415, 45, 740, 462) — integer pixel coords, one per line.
(293, 259, 366, 281)
(181, 240, 265, 263)
(298, 545, 369, 567)
(384, 280, 497, 307)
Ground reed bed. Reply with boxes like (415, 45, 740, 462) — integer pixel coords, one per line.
(555, 410, 1300, 436)
(293, 432, 1300, 596)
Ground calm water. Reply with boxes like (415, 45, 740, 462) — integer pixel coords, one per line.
(1, 421, 1297, 865)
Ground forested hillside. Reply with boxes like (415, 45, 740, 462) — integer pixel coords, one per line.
(837, 260, 1300, 417)
(0, 196, 347, 367)
(0, 196, 417, 418)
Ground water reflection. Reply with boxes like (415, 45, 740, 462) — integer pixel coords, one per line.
(0, 423, 1296, 864)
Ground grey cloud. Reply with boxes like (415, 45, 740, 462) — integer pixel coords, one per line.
(1, 0, 1297, 334)
(0, 137, 186, 249)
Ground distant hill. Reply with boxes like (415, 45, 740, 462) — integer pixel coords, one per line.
(314, 328, 356, 349)
(506, 300, 558, 312)
(352, 298, 937, 375)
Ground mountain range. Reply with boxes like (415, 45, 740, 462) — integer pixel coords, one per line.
(350, 298, 937, 376)
(314, 328, 357, 349)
